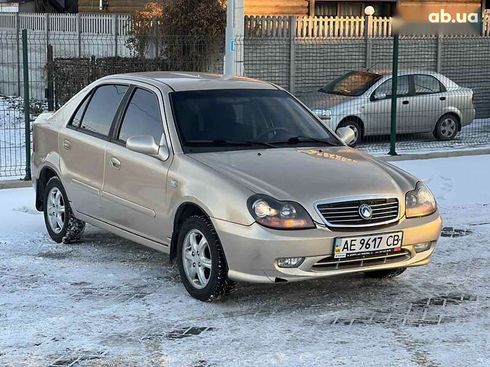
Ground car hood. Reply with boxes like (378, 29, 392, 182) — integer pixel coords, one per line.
(189, 147, 417, 222)
(298, 91, 353, 110)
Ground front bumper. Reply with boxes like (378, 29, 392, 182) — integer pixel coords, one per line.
(212, 212, 442, 283)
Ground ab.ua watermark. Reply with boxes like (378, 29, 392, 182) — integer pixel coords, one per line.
(428, 9, 480, 24)
(397, 3, 483, 35)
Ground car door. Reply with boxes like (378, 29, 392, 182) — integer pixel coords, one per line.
(100, 85, 172, 243)
(402, 74, 448, 133)
(59, 84, 129, 218)
(364, 75, 410, 135)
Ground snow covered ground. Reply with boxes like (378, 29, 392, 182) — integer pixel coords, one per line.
(0, 155, 489, 366)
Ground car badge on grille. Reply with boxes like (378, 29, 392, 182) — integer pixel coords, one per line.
(359, 204, 373, 219)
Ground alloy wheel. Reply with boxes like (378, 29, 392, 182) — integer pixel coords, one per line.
(182, 229, 212, 289)
(440, 117, 457, 138)
(47, 187, 65, 234)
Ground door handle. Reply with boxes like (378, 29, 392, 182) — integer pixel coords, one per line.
(110, 157, 121, 169)
(440, 96, 446, 101)
(63, 139, 71, 150)
(402, 100, 409, 105)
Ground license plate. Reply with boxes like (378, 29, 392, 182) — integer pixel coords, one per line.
(334, 232, 403, 259)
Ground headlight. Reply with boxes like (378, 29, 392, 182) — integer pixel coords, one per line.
(405, 182, 437, 218)
(247, 195, 315, 230)
(312, 109, 332, 120)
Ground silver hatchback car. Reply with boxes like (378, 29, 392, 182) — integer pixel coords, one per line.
(32, 72, 442, 301)
(300, 70, 475, 146)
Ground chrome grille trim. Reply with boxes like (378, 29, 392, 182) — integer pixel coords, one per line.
(316, 197, 400, 228)
(312, 250, 411, 271)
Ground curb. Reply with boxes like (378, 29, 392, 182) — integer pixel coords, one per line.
(376, 147, 490, 161)
(0, 180, 32, 190)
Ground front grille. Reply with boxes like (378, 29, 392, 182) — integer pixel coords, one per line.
(312, 250, 411, 271)
(316, 198, 399, 227)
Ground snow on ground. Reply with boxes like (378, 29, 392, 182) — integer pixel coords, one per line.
(0, 155, 489, 366)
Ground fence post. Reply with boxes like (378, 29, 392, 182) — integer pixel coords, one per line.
(16, 12, 21, 96)
(22, 29, 31, 181)
(436, 34, 442, 73)
(289, 16, 297, 94)
(389, 33, 399, 156)
(364, 15, 372, 68)
(46, 44, 54, 111)
(113, 15, 118, 57)
(45, 13, 49, 51)
(76, 13, 81, 58)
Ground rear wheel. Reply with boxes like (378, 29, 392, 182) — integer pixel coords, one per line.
(364, 267, 407, 279)
(434, 114, 459, 140)
(177, 215, 233, 301)
(337, 119, 363, 147)
(43, 177, 85, 243)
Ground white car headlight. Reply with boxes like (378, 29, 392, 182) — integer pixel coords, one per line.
(312, 109, 332, 120)
(405, 182, 437, 218)
(248, 195, 315, 230)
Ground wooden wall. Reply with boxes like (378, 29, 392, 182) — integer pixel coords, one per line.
(79, 0, 312, 16)
(78, 0, 148, 14)
(245, 0, 310, 15)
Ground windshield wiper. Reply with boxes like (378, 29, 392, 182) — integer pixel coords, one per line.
(185, 139, 278, 148)
(273, 136, 338, 146)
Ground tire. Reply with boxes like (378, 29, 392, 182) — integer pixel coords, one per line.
(337, 119, 363, 147)
(177, 215, 233, 301)
(43, 177, 85, 244)
(364, 267, 407, 279)
(433, 114, 459, 140)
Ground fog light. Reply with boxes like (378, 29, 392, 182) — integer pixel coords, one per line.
(414, 242, 432, 253)
(277, 257, 305, 268)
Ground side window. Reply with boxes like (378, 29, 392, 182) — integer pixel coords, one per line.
(118, 88, 164, 144)
(80, 84, 128, 136)
(414, 75, 443, 94)
(70, 95, 90, 128)
(375, 76, 410, 99)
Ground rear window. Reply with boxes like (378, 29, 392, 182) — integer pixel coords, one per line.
(79, 85, 128, 136)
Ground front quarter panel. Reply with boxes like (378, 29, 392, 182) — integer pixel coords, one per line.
(167, 155, 255, 226)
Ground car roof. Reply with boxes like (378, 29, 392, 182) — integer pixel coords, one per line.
(370, 69, 446, 78)
(365, 69, 459, 88)
(105, 71, 278, 92)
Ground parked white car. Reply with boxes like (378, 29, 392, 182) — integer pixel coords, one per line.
(299, 70, 475, 146)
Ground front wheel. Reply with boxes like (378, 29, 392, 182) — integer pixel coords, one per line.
(43, 177, 85, 243)
(177, 215, 233, 301)
(337, 119, 362, 147)
(364, 267, 407, 279)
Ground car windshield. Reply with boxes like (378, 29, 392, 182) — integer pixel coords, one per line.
(319, 71, 382, 97)
(170, 89, 340, 153)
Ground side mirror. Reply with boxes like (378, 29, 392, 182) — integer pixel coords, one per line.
(373, 92, 387, 100)
(336, 127, 356, 146)
(126, 135, 169, 161)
